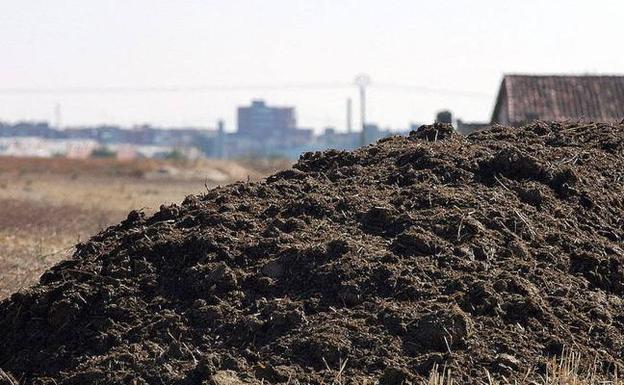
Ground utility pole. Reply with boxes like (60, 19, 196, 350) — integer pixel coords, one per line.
(346, 98, 353, 134)
(54, 103, 62, 129)
(217, 119, 226, 159)
(354, 74, 371, 147)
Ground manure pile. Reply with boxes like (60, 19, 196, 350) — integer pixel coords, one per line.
(2, 122, 624, 385)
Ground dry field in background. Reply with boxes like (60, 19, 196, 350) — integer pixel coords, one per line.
(0, 156, 290, 299)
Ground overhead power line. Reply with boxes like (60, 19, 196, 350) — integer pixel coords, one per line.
(0, 83, 351, 94)
(374, 83, 492, 98)
(0, 82, 491, 98)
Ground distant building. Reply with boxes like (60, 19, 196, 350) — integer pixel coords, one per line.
(0, 137, 99, 158)
(491, 74, 624, 126)
(363, 124, 386, 144)
(0, 99, 410, 160)
(456, 120, 489, 135)
(0, 121, 57, 138)
(436, 110, 453, 124)
(237, 100, 296, 139)
(317, 124, 403, 153)
(318, 127, 359, 151)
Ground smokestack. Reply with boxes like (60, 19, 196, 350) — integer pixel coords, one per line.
(55, 103, 62, 129)
(354, 74, 371, 147)
(346, 98, 353, 134)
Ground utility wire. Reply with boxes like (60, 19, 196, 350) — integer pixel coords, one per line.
(0, 83, 351, 94)
(0, 82, 491, 99)
(374, 83, 492, 98)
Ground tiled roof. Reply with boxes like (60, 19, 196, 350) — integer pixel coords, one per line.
(492, 75, 624, 124)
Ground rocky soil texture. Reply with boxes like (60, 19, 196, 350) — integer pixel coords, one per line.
(1, 122, 624, 385)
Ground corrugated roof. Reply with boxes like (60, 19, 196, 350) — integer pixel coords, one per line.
(492, 75, 624, 124)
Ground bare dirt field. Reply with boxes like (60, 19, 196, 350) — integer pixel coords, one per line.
(0, 156, 289, 299)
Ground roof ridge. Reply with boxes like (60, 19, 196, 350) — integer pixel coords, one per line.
(495, 75, 624, 124)
(504, 73, 624, 79)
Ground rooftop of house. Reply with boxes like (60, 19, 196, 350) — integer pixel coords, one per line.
(492, 74, 624, 124)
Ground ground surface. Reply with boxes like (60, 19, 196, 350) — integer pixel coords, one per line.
(0, 156, 288, 299)
(1, 122, 624, 385)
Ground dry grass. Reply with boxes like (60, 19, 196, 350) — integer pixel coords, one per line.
(427, 349, 622, 385)
(0, 155, 290, 179)
(540, 349, 620, 385)
(0, 199, 113, 299)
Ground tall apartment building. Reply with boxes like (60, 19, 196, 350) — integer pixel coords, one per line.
(237, 100, 296, 138)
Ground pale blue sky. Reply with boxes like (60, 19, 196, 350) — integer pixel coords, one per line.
(0, 0, 622, 131)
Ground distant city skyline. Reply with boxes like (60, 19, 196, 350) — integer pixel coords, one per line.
(0, 80, 490, 133)
(1, 1, 623, 131)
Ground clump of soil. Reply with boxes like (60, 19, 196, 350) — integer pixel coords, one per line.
(2, 121, 624, 384)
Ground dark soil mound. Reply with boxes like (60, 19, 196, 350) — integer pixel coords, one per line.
(2, 122, 624, 385)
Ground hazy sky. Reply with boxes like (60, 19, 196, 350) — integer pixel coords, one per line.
(1, 0, 622, 132)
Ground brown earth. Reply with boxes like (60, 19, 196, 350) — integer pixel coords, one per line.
(0, 156, 289, 180)
(1, 122, 624, 384)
